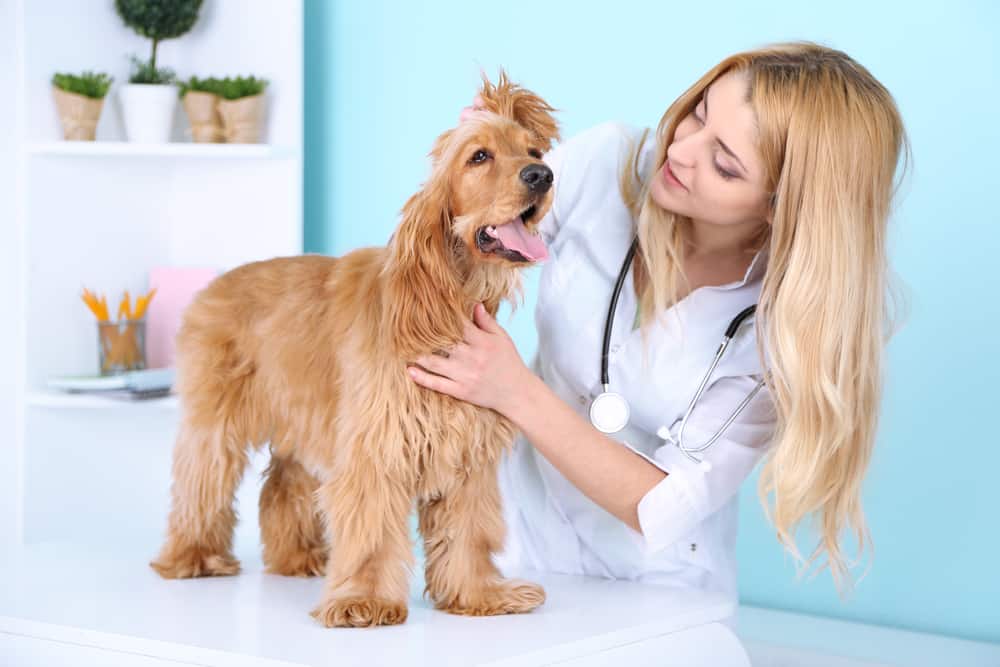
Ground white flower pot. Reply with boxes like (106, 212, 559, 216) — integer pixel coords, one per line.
(118, 83, 177, 143)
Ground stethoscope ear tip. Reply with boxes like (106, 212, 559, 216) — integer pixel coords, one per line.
(656, 425, 672, 441)
(699, 460, 713, 473)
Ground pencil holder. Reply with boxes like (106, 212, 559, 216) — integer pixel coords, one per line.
(97, 319, 147, 376)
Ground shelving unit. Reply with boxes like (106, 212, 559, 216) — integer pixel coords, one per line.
(4, 0, 303, 552)
(25, 390, 180, 410)
(27, 141, 299, 159)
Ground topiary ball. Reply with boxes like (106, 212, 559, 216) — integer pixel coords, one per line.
(115, 0, 203, 42)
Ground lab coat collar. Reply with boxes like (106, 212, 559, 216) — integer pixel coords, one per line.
(742, 242, 769, 287)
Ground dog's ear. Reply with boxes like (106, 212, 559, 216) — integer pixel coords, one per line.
(384, 173, 464, 357)
(478, 69, 561, 151)
(428, 128, 455, 166)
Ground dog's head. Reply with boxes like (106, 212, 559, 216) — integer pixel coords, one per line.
(399, 71, 560, 269)
(445, 72, 560, 265)
(387, 72, 559, 353)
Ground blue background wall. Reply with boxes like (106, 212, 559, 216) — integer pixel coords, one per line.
(304, 0, 1000, 643)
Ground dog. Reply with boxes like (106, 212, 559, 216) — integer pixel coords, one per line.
(150, 72, 560, 628)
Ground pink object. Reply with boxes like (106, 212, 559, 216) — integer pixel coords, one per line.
(146, 266, 220, 369)
(494, 218, 548, 261)
(458, 95, 487, 123)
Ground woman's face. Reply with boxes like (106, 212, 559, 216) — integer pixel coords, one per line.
(650, 70, 772, 234)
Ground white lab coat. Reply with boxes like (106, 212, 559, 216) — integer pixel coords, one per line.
(494, 122, 777, 608)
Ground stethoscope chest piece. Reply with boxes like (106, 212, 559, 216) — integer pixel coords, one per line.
(590, 390, 630, 434)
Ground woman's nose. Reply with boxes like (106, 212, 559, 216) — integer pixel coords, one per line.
(668, 132, 697, 169)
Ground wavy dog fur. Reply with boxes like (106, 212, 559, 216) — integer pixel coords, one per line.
(150, 72, 560, 627)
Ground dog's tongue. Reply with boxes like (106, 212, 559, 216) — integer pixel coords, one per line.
(494, 218, 548, 261)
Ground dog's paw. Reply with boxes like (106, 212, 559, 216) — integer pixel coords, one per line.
(265, 546, 328, 578)
(438, 578, 546, 616)
(150, 546, 241, 579)
(310, 596, 409, 627)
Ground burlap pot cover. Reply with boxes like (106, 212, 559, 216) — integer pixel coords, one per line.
(182, 91, 224, 143)
(52, 86, 105, 141)
(218, 94, 266, 143)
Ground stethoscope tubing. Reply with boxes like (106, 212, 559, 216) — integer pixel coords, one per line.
(596, 236, 766, 466)
(600, 237, 640, 389)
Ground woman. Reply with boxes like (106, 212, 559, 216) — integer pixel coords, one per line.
(407, 42, 908, 606)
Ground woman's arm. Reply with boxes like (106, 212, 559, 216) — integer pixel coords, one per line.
(504, 368, 667, 533)
(407, 303, 666, 533)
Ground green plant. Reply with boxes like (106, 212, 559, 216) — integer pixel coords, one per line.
(177, 75, 222, 99)
(215, 76, 269, 100)
(115, 0, 203, 84)
(178, 75, 268, 100)
(127, 54, 176, 85)
(52, 71, 114, 99)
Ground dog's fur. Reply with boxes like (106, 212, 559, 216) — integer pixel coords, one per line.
(150, 73, 560, 628)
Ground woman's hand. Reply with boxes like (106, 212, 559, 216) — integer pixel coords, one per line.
(407, 303, 531, 415)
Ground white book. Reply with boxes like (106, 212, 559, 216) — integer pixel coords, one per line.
(46, 368, 175, 393)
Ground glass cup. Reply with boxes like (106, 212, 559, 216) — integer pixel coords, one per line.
(97, 319, 147, 376)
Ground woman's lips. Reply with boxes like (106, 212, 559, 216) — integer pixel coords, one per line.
(662, 160, 687, 190)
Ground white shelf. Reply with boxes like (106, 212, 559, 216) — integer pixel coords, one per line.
(26, 390, 179, 410)
(27, 141, 298, 159)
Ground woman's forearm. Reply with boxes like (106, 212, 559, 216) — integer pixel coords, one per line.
(499, 371, 667, 533)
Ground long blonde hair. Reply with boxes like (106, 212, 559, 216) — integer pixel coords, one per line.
(620, 42, 910, 592)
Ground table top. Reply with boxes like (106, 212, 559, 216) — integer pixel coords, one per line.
(0, 541, 737, 667)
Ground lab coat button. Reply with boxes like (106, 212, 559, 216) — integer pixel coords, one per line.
(578, 395, 587, 405)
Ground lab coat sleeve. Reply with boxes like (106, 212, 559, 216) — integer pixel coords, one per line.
(626, 374, 777, 555)
(537, 122, 641, 246)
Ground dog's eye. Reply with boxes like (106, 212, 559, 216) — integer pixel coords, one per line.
(528, 149, 543, 159)
(469, 149, 492, 164)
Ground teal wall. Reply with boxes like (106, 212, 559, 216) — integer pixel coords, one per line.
(304, 0, 1000, 644)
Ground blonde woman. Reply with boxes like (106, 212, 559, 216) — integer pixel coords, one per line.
(407, 42, 908, 613)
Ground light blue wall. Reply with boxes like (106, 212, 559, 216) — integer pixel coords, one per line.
(304, 0, 1000, 644)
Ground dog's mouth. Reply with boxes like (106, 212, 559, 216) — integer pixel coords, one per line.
(474, 204, 547, 263)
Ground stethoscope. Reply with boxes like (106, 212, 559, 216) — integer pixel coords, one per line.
(588, 237, 766, 471)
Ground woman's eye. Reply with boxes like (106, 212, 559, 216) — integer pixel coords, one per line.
(528, 148, 543, 159)
(714, 163, 737, 180)
(469, 149, 491, 164)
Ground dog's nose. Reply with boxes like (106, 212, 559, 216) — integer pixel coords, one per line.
(520, 163, 553, 193)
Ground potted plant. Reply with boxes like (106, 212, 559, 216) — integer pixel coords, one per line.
(216, 76, 269, 143)
(178, 76, 223, 143)
(115, 0, 203, 142)
(51, 71, 113, 141)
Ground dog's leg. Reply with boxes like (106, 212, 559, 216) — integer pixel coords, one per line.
(418, 460, 545, 616)
(310, 451, 414, 628)
(259, 456, 327, 576)
(150, 419, 247, 578)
